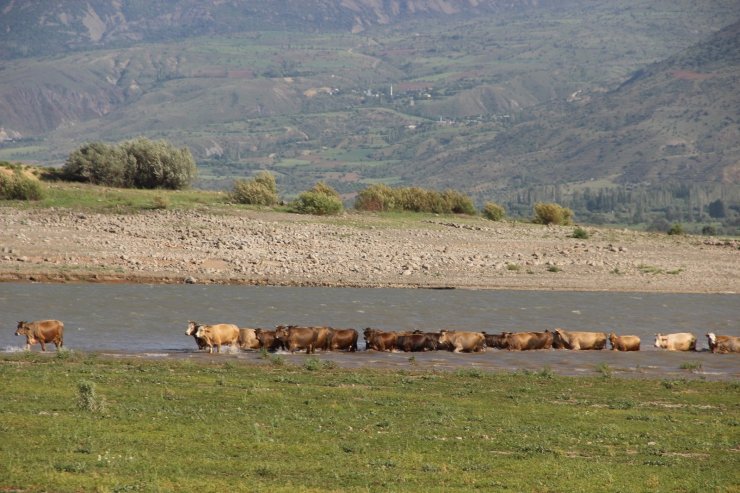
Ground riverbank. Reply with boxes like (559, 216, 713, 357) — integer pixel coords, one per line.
(1, 207, 738, 292)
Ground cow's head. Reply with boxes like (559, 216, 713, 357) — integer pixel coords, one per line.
(274, 325, 288, 341)
(438, 330, 452, 345)
(654, 333, 666, 347)
(608, 332, 617, 342)
(186, 320, 199, 336)
(15, 322, 31, 337)
(194, 325, 208, 339)
(706, 333, 716, 345)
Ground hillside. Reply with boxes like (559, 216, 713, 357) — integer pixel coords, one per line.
(422, 19, 740, 191)
(0, 0, 739, 225)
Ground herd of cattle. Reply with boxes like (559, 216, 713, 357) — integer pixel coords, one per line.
(184, 321, 740, 355)
(11, 319, 740, 355)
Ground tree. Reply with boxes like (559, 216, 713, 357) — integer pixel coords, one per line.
(122, 138, 196, 190)
(63, 138, 196, 190)
(708, 199, 726, 219)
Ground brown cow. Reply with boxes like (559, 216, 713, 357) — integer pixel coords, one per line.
(192, 322, 239, 353)
(396, 332, 439, 352)
(327, 328, 359, 352)
(609, 333, 640, 351)
(706, 333, 740, 354)
(483, 332, 509, 349)
(363, 328, 397, 352)
(276, 325, 318, 353)
(15, 320, 64, 351)
(313, 327, 332, 352)
(254, 328, 283, 352)
(553, 329, 606, 350)
(503, 331, 554, 351)
(186, 320, 208, 350)
(654, 332, 696, 351)
(438, 330, 485, 353)
(237, 328, 261, 350)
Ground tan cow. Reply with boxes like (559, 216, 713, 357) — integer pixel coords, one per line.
(706, 333, 740, 354)
(654, 332, 696, 351)
(503, 331, 553, 351)
(15, 320, 64, 351)
(438, 330, 485, 353)
(609, 333, 640, 351)
(553, 329, 606, 350)
(237, 328, 261, 350)
(192, 322, 239, 353)
(186, 320, 208, 350)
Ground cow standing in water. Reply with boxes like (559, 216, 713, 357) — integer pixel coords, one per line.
(654, 333, 696, 351)
(15, 320, 64, 351)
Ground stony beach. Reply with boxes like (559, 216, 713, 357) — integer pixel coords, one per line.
(0, 207, 738, 293)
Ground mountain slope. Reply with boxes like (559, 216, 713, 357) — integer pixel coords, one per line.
(418, 19, 740, 193)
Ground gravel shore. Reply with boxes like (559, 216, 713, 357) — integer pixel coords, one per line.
(1, 207, 738, 293)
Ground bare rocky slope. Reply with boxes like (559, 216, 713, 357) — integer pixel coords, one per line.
(1, 208, 737, 293)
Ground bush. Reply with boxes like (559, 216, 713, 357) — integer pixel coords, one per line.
(533, 202, 573, 225)
(63, 138, 196, 190)
(667, 223, 684, 235)
(76, 380, 105, 413)
(0, 170, 45, 200)
(482, 202, 506, 221)
(354, 183, 396, 212)
(291, 182, 344, 216)
(701, 225, 717, 236)
(571, 226, 589, 239)
(122, 138, 196, 190)
(232, 171, 279, 206)
(354, 184, 476, 215)
(62, 142, 131, 186)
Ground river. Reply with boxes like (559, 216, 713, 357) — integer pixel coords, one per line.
(1, 283, 738, 379)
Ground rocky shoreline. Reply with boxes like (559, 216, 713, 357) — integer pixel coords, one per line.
(1, 207, 738, 293)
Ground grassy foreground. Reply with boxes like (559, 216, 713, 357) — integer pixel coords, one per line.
(1, 353, 737, 492)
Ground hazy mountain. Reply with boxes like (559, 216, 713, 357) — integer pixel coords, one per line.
(0, 0, 738, 208)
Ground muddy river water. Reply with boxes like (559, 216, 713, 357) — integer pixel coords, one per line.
(1, 283, 738, 379)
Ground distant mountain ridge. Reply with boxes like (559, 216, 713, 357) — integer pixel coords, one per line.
(0, 0, 553, 59)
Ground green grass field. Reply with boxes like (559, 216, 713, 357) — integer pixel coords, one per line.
(1, 353, 737, 492)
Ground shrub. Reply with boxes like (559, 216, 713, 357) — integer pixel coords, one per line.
(354, 183, 397, 212)
(354, 184, 476, 215)
(122, 138, 196, 190)
(0, 170, 45, 200)
(232, 171, 279, 206)
(667, 223, 684, 235)
(701, 225, 717, 236)
(482, 201, 506, 221)
(533, 202, 573, 225)
(571, 226, 589, 239)
(441, 189, 476, 215)
(62, 141, 131, 187)
(292, 191, 343, 215)
(63, 138, 196, 190)
(76, 380, 105, 413)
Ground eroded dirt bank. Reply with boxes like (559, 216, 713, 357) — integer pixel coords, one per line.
(0, 208, 737, 293)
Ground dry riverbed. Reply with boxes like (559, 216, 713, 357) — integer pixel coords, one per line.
(0, 207, 738, 293)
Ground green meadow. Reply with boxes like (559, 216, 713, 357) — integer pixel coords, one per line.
(1, 352, 737, 492)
